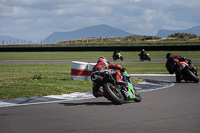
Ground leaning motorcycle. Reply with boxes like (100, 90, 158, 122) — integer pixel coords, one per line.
(113, 52, 123, 61)
(138, 53, 151, 61)
(91, 70, 141, 105)
(176, 61, 199, 83)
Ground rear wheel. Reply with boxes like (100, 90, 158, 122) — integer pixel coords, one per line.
(184, 68, 199, 83)
(103, 83, 124, 105)
(113, 56, 116, 61)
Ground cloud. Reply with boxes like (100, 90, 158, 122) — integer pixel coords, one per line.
(0, 0, 199, 41)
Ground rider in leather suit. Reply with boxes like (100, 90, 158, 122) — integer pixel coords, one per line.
(166, 53, 192, 82)
(92, 56, 126, 98)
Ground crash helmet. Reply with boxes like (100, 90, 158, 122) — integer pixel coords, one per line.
(142, 49, 145, 52)
(97, 56, 108, 63)
(166, 53, 173, 59)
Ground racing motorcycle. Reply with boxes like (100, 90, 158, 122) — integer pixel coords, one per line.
(138, 53, 151, 61)
(91, 70, 141, 105)
(113, 50, 123, 61)
(176, 61, 199, 83)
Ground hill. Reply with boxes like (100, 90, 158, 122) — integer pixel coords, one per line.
(0, 35, 34, 45)
(43, 24, 133, 44)
(0, 35, 21, 45)
(156, 25, 200, 38)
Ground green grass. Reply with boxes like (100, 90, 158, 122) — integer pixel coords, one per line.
(0, 51, 199, 100)
(0, 63, 92, 99)
(1, 62, 200, 99)
(0, 51, 199, 60)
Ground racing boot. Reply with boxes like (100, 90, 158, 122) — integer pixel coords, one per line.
(93, 90, 106, 98)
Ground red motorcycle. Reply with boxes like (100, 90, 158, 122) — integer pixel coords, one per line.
(176, 61, 199, 83)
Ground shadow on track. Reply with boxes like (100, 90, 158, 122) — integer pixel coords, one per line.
(60, 101, 113, 106)
(59, 100, 139, 106)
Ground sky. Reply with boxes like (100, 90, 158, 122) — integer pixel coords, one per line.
(0, 0, 200, 42)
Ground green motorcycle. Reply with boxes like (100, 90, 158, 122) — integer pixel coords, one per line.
(139, 53, 151, 61)
(91, 70, 141, 105)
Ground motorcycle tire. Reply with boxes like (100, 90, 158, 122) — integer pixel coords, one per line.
(148, 58, 151, 61)
(103, 83, 125, 105)
(120, 56, 123, 61)
(184, 68, 199, 83)
(134, 93, 142, 102)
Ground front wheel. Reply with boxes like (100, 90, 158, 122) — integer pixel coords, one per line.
(103, 83, 125, 105)
(134, 93, 142, 102)
(120, 56, 123, 61)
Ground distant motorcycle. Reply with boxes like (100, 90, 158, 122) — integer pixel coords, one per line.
(113, 50, 123, 61)
(138, 53, 151, 61)
(176, 61, 199, 83)
(91, 69, 141, 105)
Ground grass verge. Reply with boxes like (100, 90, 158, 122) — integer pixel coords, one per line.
(0, 51, 200, 60)
(0, 62, 170, 99)
(1, 62, 199, 99)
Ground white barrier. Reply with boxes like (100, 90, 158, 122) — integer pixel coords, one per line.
(86, 63, 96, 81)
(71, 61, 88, 81)
(70, 61, 96, 81)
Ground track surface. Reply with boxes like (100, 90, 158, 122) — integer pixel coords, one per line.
(1, 60, 200, 132)
(1, 76, 200, 133)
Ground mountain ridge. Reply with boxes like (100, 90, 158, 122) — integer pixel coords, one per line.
(43, 24, 133, 43)
(156, 25, 200, 38)
(1, 24, 200, 45)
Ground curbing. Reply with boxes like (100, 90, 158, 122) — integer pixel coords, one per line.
(0, 75, 174, 108)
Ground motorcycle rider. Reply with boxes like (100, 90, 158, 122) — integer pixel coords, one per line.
(166, 53, 193, 82)
(113, 50, 122, 60)
(139, 49, 147, 58)
(113, 50, 118, 57)
(92, 56, 126, 98)
(115, 50, 121, 57)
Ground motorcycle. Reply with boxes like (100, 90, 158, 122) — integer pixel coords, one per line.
(91, 69, 141, 105)
(138, 53, 151, 61)
(113, 51, 123, 61)
(176, 61, 199, 83)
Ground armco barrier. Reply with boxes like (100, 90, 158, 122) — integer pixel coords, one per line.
(0, 45, 200, 52)
(71, 61, 96, 81)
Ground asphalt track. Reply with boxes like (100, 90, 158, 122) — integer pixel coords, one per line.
(0, 76, 200, 133)
(0, 60, 200, 133)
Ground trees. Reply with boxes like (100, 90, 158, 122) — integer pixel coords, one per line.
(168, 32, 197, 40)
